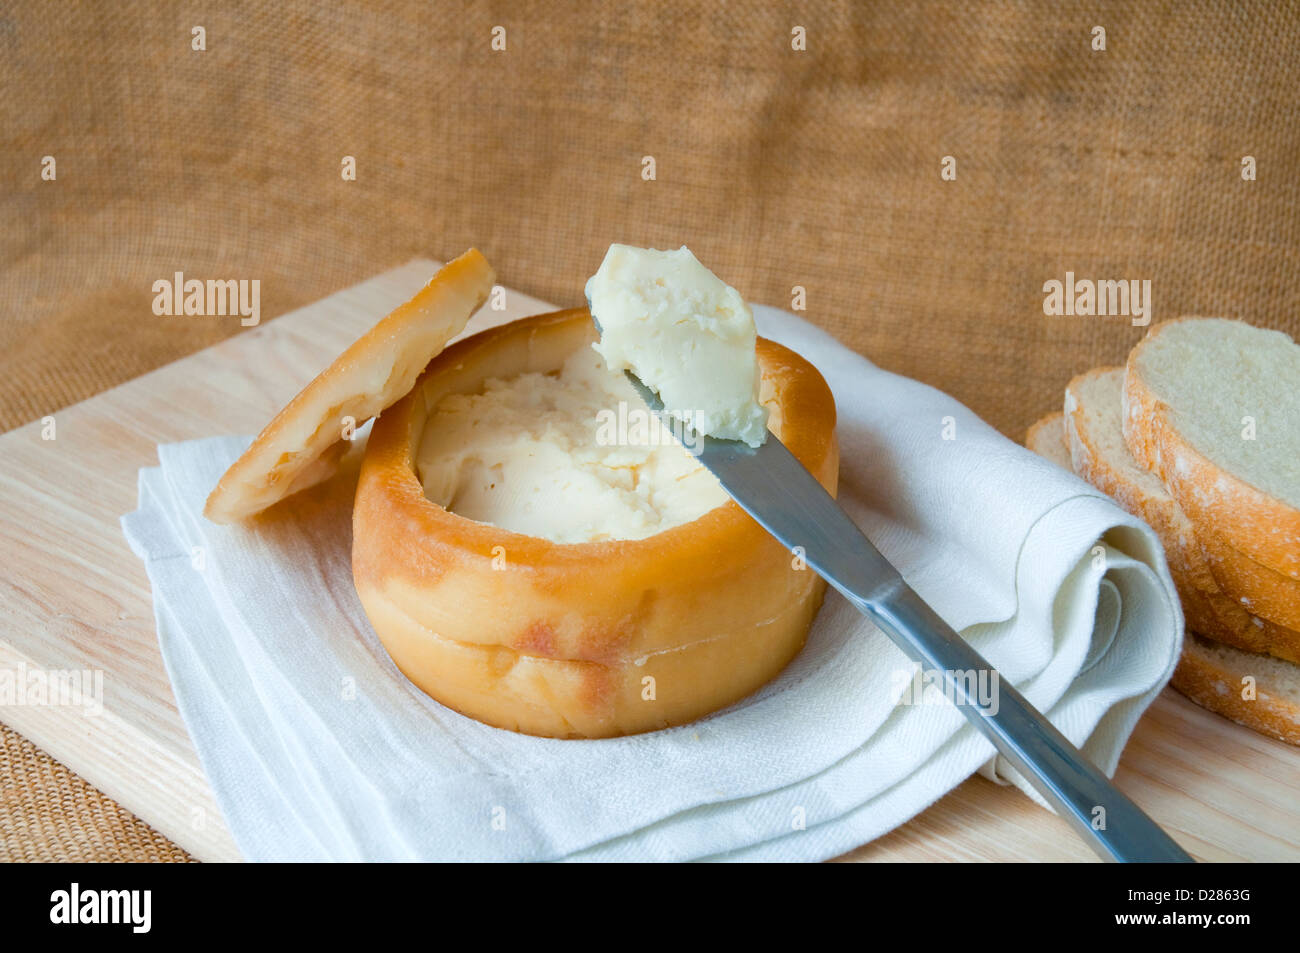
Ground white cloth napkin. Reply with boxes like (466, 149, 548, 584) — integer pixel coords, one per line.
(121, 305, 1183, 862)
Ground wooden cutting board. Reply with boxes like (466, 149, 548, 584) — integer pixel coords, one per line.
(1, 259, 1296, 862)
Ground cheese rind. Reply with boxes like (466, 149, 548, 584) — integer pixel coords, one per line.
(585, 244, 769, 447)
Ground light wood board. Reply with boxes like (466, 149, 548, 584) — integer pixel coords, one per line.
(1, 259, 1296, 862)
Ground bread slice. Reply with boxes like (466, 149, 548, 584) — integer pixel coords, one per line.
(1198, 529, 1300, 632)
(1123, 318, 1300, 579)
(1171, 633, 1300, 746)
(205, 249, 495, 523)
(1025, 409, 1300, 745)
(1063, 367, 1300, 664)
(1025, 412, 1070, 468)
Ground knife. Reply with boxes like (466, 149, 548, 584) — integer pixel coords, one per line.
(617, 368, 1193, 863)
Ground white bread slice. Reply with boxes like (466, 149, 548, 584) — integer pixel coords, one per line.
(1025, 411, 1300, 745)
(1025, 412, 1069, 468)
(1171, 633, 1300, 746)
(1063, 367, 1300, 665)
(1123, 318, 1300, 579)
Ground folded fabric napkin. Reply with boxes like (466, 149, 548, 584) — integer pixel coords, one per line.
(122, 304, 1183, 861)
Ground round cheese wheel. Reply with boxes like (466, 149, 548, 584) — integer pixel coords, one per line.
(352, 308, 839, 738)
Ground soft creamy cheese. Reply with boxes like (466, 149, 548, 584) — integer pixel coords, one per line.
(416, 347, 730, 543)
(585, 244, 769, 447)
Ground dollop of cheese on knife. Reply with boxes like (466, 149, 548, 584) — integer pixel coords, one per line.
(585, 244, 769, 447)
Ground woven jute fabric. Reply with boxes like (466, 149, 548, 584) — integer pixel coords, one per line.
(2, 1, 1298, 861)
(0, 725, 193, 862)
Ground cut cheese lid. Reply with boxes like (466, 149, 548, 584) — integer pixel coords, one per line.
(204, 248, 495, 523)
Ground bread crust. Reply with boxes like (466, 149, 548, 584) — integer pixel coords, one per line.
(204, 249, 495, 523)
(1198, 530, 1300, 632)
(1122, 318, 1300, 580)
(1171, 634, 1300, 747)
(1064, 366, 1300, 665)
(1030, 367, 1300, 746)
(352, 308, 840, 738)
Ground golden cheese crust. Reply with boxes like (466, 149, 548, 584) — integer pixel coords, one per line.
(352, 308, 840, 738)
(204, 249, 495, 523)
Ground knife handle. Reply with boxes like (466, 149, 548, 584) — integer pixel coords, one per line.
(850, 583, 1193, 863)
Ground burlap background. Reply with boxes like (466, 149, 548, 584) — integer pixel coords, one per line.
(2, 1, 1298, 861)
